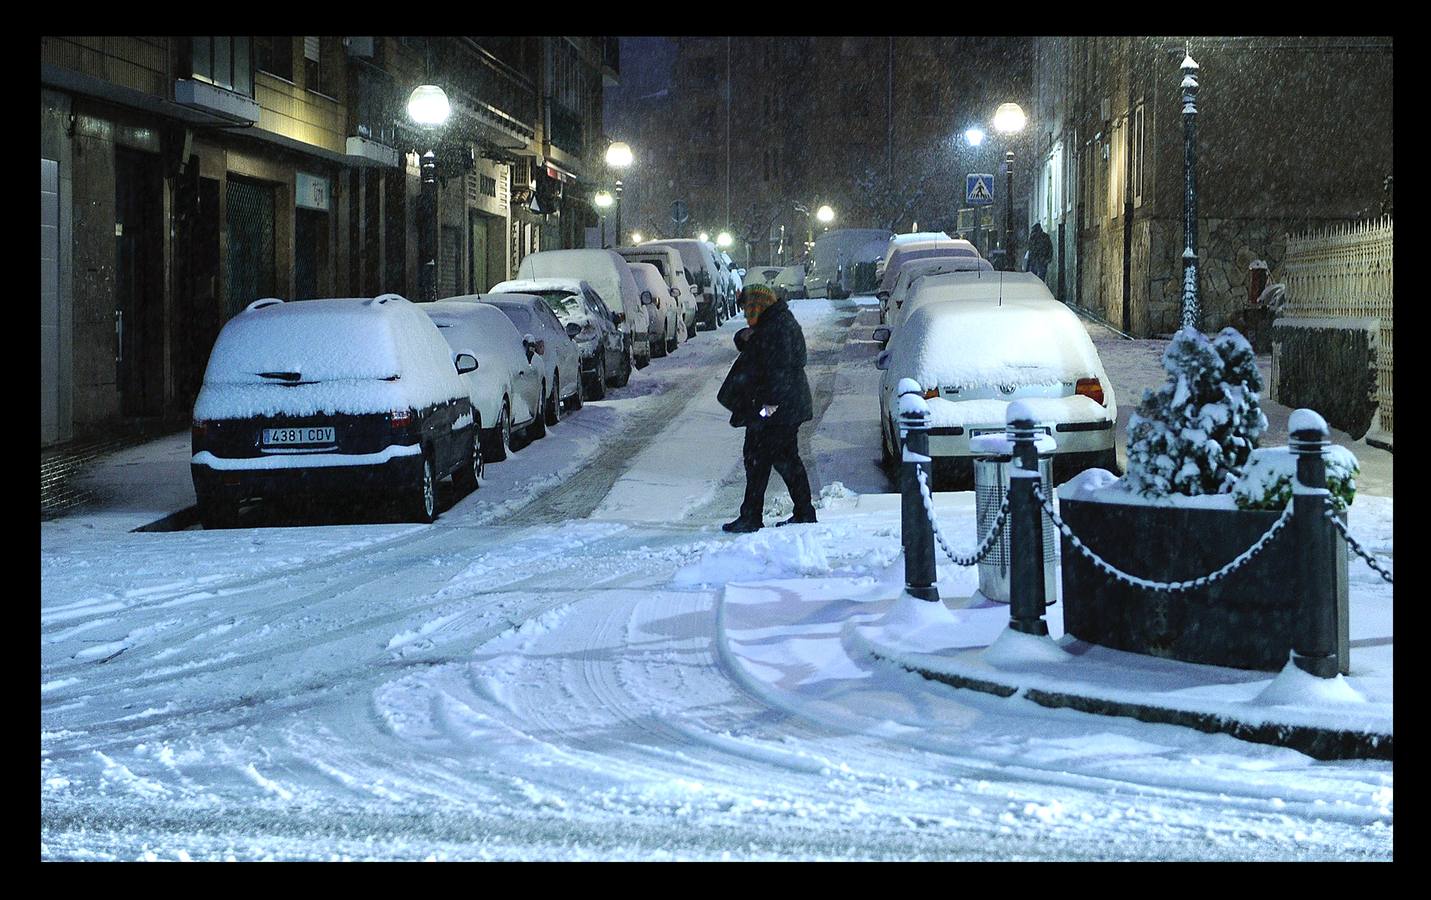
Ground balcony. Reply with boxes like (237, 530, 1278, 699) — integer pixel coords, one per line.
(550, 105, 584, 158)
(447, 41, 539, 143)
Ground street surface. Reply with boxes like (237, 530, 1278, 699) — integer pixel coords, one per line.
(40, 298, 1393, 860)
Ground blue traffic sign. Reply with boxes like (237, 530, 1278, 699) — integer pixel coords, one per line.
(966, 174, 995, 206)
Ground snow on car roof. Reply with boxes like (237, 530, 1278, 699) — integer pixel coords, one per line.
(890, 295, 1104, 391)
(490, 278, 586, 296)
(194, 296, 465, 420)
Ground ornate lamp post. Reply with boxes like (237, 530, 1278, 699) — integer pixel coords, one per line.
(993, 102, 1027, 271)
(407, 83, 451, 301)
(1180, 54, 1201, 330)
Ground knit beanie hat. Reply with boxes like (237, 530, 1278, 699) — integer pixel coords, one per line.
(742, 285, 777, 324)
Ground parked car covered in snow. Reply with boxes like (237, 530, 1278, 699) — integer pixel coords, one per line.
(470, 293, 583, 430)
(874, 231, 953, 282)
(741, 265, 808, 302)
(877, 238, 981, 298)
(616, 244, 699, 339)
(707, 241, 738, 321)
(517, 249, 650, 371)
(875, 284, 1118, 487)
(422, 298, 545, 462)
(627, 262, 680, 357)
(489, 278, 628, 399)
(876, 255, 996, 325)
(643, 238, 725, 330)
(190, 295, 480, 526)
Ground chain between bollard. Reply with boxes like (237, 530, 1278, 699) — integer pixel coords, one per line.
(915, 465, 1009, 566)
(1032, 483, 1293, 593)
(1324, 501, 1393, 584)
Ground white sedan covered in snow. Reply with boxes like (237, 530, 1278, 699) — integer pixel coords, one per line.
(875, 285, 1118, 487)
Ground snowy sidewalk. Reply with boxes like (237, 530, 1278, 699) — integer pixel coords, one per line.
(698, 491, 1393, 762)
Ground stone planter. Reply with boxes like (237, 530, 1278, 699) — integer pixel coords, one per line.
(1058, 497, 1348, 673)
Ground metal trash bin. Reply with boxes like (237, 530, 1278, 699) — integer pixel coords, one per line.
(972, 438, 1057, 605)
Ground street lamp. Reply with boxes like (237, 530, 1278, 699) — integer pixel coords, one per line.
(1180, 54, 1201, 330)
(716, 231, 733, 249)
(605, 141, 633, 250)
(993, 102, 1027, 271)
(408, 83, 451, 301)
(816, 205, 834, 226)
(631, 231, 643, 244)
(594, 190, 614, 248)
(698, 231, 710, 243)
(964, 127, 986, 147)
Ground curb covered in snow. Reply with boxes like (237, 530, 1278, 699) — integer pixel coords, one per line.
(854, 631, 1392, 762)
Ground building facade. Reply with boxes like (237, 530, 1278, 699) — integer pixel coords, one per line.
(1029, 36, 1392, 338)
(610, 37, 1033, 269)
(40, 36, 616, 447)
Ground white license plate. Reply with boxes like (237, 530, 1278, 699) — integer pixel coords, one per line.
(262, 426, 335, 446)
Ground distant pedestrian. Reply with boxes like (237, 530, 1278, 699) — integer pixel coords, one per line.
(718, 285, 817, 533)
(1028, 223, 1053, 281)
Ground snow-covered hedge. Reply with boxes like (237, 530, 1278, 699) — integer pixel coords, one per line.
(1232, 445, 1359, 511)
(1126, 327, 1267, 498)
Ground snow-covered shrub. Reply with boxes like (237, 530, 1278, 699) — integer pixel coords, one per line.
(1233, 445, 1359, 511)
(1125, 326, 1268, 498)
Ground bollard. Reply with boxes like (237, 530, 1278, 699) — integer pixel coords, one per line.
(1007, 405, 1049, 636)
(1290, 409, 1338, 678)
(898, 380, 939, 602)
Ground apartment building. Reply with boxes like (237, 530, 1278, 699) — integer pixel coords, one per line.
(40, 36, 616, 447)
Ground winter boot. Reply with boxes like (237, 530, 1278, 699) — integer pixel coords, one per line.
(722, 517, 763, 533)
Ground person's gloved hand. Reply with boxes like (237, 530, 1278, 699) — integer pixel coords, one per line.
(759, 404, 779, 419)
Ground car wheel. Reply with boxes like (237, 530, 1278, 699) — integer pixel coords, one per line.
(652, 329, 667, 358)
(589, 356, 608, 399)
(529, 383, 549, 438)
(453, 425, 482, 495)
(613, 347, 632, 387)
(198, 493, 239, 529)
(546, 375, 563, 425)
(666, 326, 678, 354)
(403, 453, 437, 523)
(482, 401, 511, 461)
(880, 419, 896, 471)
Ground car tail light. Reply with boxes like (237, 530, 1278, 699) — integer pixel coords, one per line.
(1076, 378, 1106, 405)
(923, 388, 939, 400)
(389, 409, 413, 430)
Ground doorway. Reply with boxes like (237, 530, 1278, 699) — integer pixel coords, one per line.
(225, 175, 276, 318)
(294, 208, 328, 300)
(173, 166, 221, 409)
(114, 146, 165, 418)
(469, 210, 488, 294)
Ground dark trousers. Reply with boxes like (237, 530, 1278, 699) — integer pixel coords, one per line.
(740, 422, 815, 523)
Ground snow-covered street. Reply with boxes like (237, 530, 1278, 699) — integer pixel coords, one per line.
(40, 299, 1393, 861)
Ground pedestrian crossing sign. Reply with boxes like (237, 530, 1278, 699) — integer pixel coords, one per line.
(966, 174, 995, 206)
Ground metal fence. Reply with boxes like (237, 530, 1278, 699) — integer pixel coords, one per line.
(1283, 216, 1393, 439)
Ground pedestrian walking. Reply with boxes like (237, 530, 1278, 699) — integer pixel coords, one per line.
(1027, 223, 1053, 281)
(717, 285, 817, 533)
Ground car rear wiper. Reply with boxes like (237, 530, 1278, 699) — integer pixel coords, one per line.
(258, 371, 302, 382)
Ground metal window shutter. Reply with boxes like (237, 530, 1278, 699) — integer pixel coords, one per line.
(304, 36, 320, 61)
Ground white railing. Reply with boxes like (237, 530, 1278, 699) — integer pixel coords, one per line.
(1283, 216, 1393, 439)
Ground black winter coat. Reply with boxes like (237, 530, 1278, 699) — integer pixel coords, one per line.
(717, 330, 757, 427)
(742, 299, 814, 426)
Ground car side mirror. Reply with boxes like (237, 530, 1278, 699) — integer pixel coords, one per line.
(612, 311, 625, 325)
(565, 322, 581, 338)
(535, 339, 546, 356)
(454, 351, 479, 374)
(523, 333, 536, 361)
(875, 350, 891, 371)
(640, 290, 655, 306)
(877, 290, 890, 302)
(872, 326, 891, 346)
(671, 285, 682, 297)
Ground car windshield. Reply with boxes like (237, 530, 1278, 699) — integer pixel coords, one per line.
(529, 292, 585, 322)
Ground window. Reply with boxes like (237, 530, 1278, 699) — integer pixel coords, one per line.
(190, 37, 253, 97)
(1133, 102, 1146, 207)
(480, 174, 497, 198)
(304, 36, 335, 98)
(254, 36, 292, 81)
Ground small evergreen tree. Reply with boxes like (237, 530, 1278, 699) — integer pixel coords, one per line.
(1125, 326, 1268, 497)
